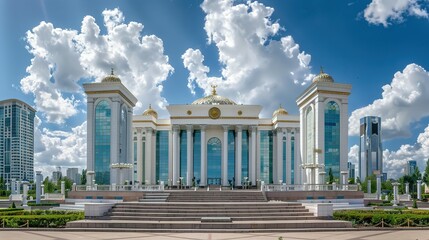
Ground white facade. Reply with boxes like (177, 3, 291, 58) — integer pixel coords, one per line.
(296, 70, 351, 184)
(84, 72, 137, 185)
(85, 71, 352, 187)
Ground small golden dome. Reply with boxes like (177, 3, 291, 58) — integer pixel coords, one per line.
(142, 104, 158, 118)
(192, 85, 237, 105)
(312, 67, 334, 83)
(102, 68, 121, 83)
(273, 104, 288, 117)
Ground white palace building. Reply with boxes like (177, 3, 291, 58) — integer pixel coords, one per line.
(83, 70, 351, 188)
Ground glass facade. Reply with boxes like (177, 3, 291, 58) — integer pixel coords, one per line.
(119, 106, 127, 163)
(260, 130, 273, 183)
(179, 130, 187, 178)
(291, 136, 295, 184)
(306, 107, 314, 164)
(325, 101, 340, 181)
(0, 100, 35, 182)
(156, 131, 169, 182)
(193, 130, 201, 184)
(282, 136, 286, 183)
(207, 137, 221, 185)
(133, 141, 137, 181)
(95, 100, 111, 185)
(227, 130, 235, 183)
(242, 130, 249, 179)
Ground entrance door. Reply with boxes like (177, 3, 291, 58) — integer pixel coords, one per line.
(207, 137, 221, 185)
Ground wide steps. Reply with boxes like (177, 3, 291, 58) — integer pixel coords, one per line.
(67, 219, 352, 229)
(108, 215, 316, 221)
(166, 191, 266, 202)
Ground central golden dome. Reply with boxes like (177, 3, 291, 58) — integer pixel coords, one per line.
(142, 104, 158, 118)
(192, 85, 237, 105)
(273, 104, 288, 117)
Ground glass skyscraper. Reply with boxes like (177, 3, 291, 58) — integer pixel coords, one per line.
(0, 99, 35, 183)
(359, 116, 382, 181)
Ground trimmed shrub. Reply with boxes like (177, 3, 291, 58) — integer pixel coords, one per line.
(334, 210, 429, 227)
(0, 214, 84, 228)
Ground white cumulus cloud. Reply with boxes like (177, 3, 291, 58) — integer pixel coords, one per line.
(182, 0, 313, 116)
(363, 0, 429, 27)
(349, 63, 429, 140)
(21, 8, 174, 124)
(34, 121, 87, 179)
(382, 124, 429, 179)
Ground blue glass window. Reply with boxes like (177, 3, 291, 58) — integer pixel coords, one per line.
(325, 101, 340, 181)
(282, 136, 286, 183)
(260, 130, 273, 184)
(242, 130, 249, 179)
(291, 136, 295, 184)
(207, 137, 221, 184)
(156, 131, 169, 182)
(95, 100, 111, 185)
(193, 130, 201, 183)
(179, 130, 187, 178)
(228, 130, 235, 183)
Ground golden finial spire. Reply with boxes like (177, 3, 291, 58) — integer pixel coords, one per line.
(211, 84, 217, 95)
(111, 68, 114, 75)
(320, 66, 324, 74)
(148, 104, 152, 109)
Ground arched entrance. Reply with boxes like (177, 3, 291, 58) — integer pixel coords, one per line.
(207, 137, 221, 185)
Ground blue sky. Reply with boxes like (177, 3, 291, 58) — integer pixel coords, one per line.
(1, 0, 429, 179)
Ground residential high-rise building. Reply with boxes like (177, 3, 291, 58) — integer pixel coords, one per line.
(66, 167, 81, 184)
(359, 116, 382, 181)
(348, 162, 355, 180)
(0, 99, 36, 183)
(52, 167, 62, 182)
(407, 160, 417, 176)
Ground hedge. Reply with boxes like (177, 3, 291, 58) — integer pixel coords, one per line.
(333, 210, 429, 227)
(0, 214, 84, 228)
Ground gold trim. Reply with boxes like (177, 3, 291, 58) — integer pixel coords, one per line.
(297, 89, 350, 108)
(85, 90, 135, 106)
(169, 116, 259, 120)
(132, 120, 171, 127)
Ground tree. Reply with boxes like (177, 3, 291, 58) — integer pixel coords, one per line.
(43, 177, 55, 193)
(328, 168, 334, 184)
(81, 169, 87, 185)
(361, 175, 376, 193)
(423, 158, 429, 186)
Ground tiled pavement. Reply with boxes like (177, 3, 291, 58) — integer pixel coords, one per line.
(0, 230, 428, 240)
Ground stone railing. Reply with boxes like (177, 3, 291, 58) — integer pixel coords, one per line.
(263, 184, 359, 192)
(44, 193, 65, 200)
(74, 184, 163, 191)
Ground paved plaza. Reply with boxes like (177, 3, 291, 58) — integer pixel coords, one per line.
(0, 230, 428, 240)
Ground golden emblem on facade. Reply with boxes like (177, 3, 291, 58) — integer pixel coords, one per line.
(209, 107, 221, 119)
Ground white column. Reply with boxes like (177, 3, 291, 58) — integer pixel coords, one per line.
(110, 98, 120, 184)
(127, 109, 133, 181)
(61, 181, 65, 195)
(295, 129, 301, 184)
(286, 129, 292, 184)
(172, 126, 179, 186)
(145, 128, 152, 185)
(222, 125, 229, 186)
(376, 174, 382, 199)
(136, 128, 143, 184)
(35, 171, 42, 204)
(315, 98, 324, 184)
(186, 125, 193, 187)
(392, 182, 400, 205)
(340, 100, 349, 175)
(367, 179, 371, 193)
(405, 182, 410, 195)
(417, 180, 422, 200)
(236, 125, 242, 186)
(200, 125, 207, 186)
(87, 98, 94, 173)
(276, 128, 283, 184)
(299, 108, 306, 184)
(250, 126, 257, 185)
(151, 130, 156, 184)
